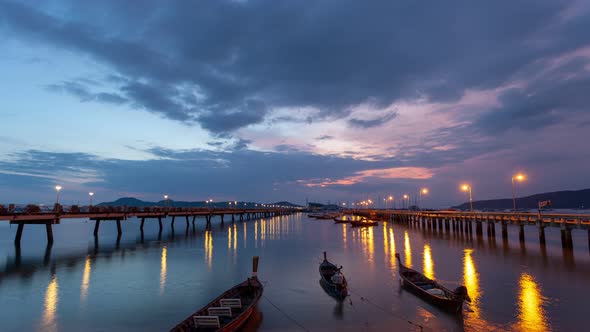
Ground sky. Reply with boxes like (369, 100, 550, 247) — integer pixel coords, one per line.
(1, 0, 590, 207)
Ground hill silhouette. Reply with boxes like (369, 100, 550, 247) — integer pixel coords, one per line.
(452, 188, 590, 210)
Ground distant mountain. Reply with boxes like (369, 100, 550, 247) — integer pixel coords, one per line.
(271, 201, 303, 207)
(452, 188, 590, 210)
(307, 202, 340, 210)
(97, 197, 300, 208)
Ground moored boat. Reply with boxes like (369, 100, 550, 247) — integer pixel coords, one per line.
(169, 257, 263, 332)
(333, 215, 352, 223)
(395, 253, 470, 314)
(319, 252, 348, 300)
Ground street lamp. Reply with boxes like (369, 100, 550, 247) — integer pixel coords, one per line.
(403, 194, 409, 209)
(89, 192, 94, 206)
(55, 185, 62, 205)
(419, 188, 428, 209)
(511, 173, 526, 211)
(460, 184, 473, 211)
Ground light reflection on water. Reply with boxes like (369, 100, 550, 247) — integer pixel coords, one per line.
(423, 244, 435, 280)
(80, 256, 91, 303)
(404, 230, 412, 268)
(389, 228, 396, 272)
(41, 275, 59, 332)
(204, 230, 213, 269)
(0, 213, 585, 331)
(463, 249, 480, 319)
(160, 245, 167, 294)
(515, 273, 550, 332)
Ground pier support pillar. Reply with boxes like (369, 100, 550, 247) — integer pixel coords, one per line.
(561, 228, 573, 249)
(232, 214, 235, 222)
(14, 224, 24, 246)
(476, 221, 483, 237)
(186, 216, 190, 227)
(45, 224, 53, 244)
(94, 220, 100, 236)
(158, 217, 163, 231)
(445, 219, 450, 232)
(221, 214, 225, 223)
(538, 225, 546, 246)
(519, 224, 525, 243)
(502, 222, 508, 240)
(116, 220, 122, 235)
(140, 218, 145, 231)
(171, 216, 175, 227)
(192, 216, 196, 225)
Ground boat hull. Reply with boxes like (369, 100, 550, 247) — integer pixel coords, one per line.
(320, 278, 348, 300)
(399, 278, 464, 313)
(170, 277, 263, 332)
(395, 254, 466, 314)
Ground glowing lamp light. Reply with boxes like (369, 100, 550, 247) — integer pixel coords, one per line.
(55, 185, 62, 192)
(403, 194, 409, 199)
(514, 173, 526, 182)
(461, 184, 470, 192)
(421, 188, 429, 194)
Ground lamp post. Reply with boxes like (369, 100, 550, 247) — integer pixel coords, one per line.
(403, 194, 409, 209)
(511, 173, 526, 211)
(55, 185, 62, 205)
(89, 192, 94, 206)
(461, 184, 473, 211)
(419, 188, 428, 210)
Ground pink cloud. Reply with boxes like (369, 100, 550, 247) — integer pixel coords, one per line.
(300, 166, 434, 187)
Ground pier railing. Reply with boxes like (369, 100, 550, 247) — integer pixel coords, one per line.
(350, 209, 590, 250)
(0, 204, 300, 246)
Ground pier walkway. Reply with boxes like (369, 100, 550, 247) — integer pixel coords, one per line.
(0, 205, 300, 246)
(352, 209, 590, 250)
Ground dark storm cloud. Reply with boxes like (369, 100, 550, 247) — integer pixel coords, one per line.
(475, 58, 590, 133)
(348, 111, 398, 128)
(2, 0, 589, 134)
(46, 80, 127, 105)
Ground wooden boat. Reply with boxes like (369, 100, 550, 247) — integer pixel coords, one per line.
(350, 219, 378, 227)
(395, 253, 470, 313)
(319, 252, 348, 300)
(170, 257, 263, 332)
(333, 216, 350, 224)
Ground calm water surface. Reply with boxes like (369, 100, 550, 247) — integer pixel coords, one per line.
(0, 213, 589, 331)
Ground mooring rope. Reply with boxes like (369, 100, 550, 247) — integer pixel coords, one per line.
(348, 288, 428, 332)
(262, 295, 310, 332)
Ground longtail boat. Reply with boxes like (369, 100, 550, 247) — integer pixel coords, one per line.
(319, 252, 348, 300)
(333, 216, 350, 224)
(395, 253, 470, 313)
(170, 256, 263, 332)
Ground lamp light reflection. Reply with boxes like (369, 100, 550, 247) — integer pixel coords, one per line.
(423, 244, 435, 280)
(404, 230, 412, 268)
(515, 273, 549, 332)
(42, 275, 59, 332)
